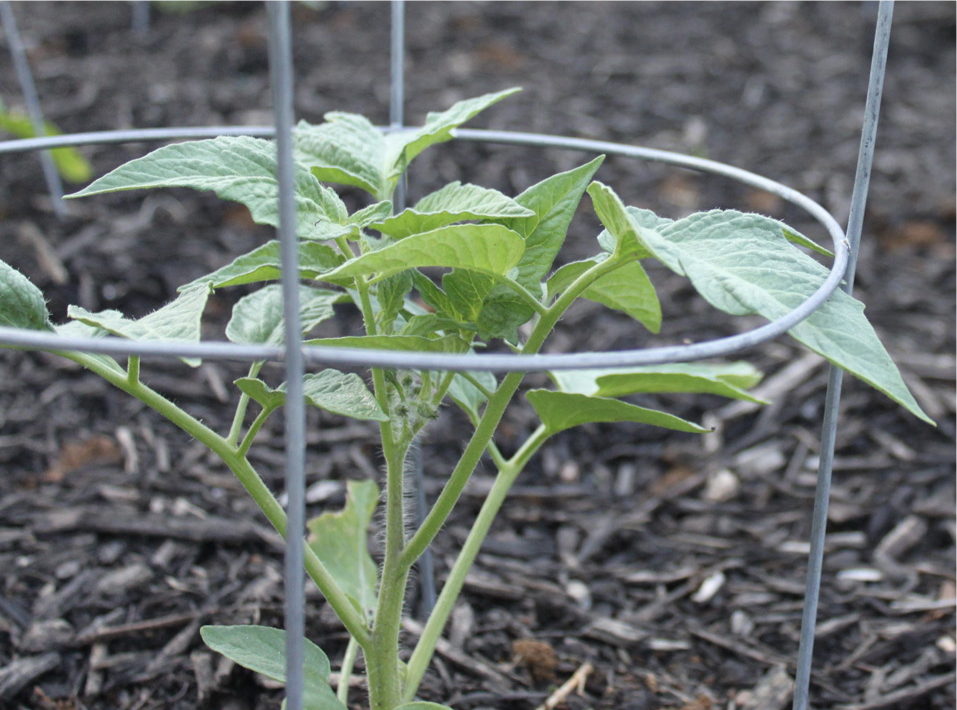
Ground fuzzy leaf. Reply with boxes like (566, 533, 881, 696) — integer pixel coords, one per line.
(550, 361, 766, 403)
(374, 182, 534, 239)
(0, 259, 52, 331)
(236, 370, 388, 421)
(500, 156, 605, 291)
(619, 204, 933, 424)
(526, 390, 710, 435)
(200, 625, 344, 710)
(68, 136, 351, 241)
(226, 285, 341, 346)
(307, 479, 380, 617)
(54, 320, 124, 374)
(446, 371, 498, 420)
(294, 113, 387, 197)
(67, 282, 212, 366)
(183, 241, 345, 291)
(320, 224, 524, 284)
(385, 88, 521, 175)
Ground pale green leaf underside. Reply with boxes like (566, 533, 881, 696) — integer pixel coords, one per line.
(307, 479, 380, 617)
(526, 390, 709, 435)
(54, 321, 124, 375)
(67, 282, 212, 367)
(633, 208, 932, 424)
(199, 625, 345, 710)
(68, 136, 350, 241)
(374, 182, 534, 239)
(321, 224, 524, 284)
(182, 240, 345, 291)
(294, 112, 387, 197)
(236, 370, 388, 421)
(446, 371, 498, 420)
(387, 88, 521, 172)
(305, 334, 469, 354)
(0, 259, 52, 331)
(550, 361, 766, 403)
(226, 285, 341, 346)
(294, 89, 520, 199)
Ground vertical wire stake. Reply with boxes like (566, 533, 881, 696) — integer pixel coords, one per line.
(266, 3, 307, 710)
(791, 3, 894, 709)
(387, 0, 437, 619)
(0, 1, 66, 217)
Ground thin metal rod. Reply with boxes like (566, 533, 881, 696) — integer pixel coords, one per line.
(792, 4, 893, 709)
(0, 1, 66, 216)
(130, 1, 150, 34)
(388, 0, 434, 618)
(390, 0, 406, 210)
(0, 131, 849, 372)
(266, 4, 306, 709)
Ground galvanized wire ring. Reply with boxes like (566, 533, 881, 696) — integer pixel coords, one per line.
(0, 127, 848, 373)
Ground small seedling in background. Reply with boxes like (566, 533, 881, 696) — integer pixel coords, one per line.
(0, 88, 932, 710)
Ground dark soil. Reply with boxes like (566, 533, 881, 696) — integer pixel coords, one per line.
(0, 3, 954, 710)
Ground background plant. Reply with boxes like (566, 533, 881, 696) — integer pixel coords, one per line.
(0, 89, 932, 710)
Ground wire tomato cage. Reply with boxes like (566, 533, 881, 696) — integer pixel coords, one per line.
(0, 2, 896, 709)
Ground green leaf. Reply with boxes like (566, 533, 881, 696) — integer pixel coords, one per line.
(307, 479, 380, 617)
(200, 625, 345, 710)
(500, 156, 605, 291)
(349, 200, 394, 229)
(67, 282, 212, 366)
(587, 181, 654, 259)
(375, 270, 414, 331)
(226, 285, 341, 346)
(374, 182, 534, 239)
(526, 390, 710, 435)
(546, 257, 601, 301)
(579, 260, 661, 333)
(446, 371, 497, 420)
(474, 286, 535, 343)
(443, 269, 496, 322)
(411, 271, 455, 318)
(550, 361, 766, 403)
(0, 108, 93, 183)
(395, 703, 455, 710)
(0, 259, 52, 331)
(67, 136, 352, 241)
(320, 224, 524, 284)
(53, 321, 124, 375)
(305, 335, 469, 354)
(385, 88, 521, 176)
(626, 207, 933, 424)
(294, 113, 389, 198)
(183, 240, 345, 291)
(236, 370, 388, 421)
